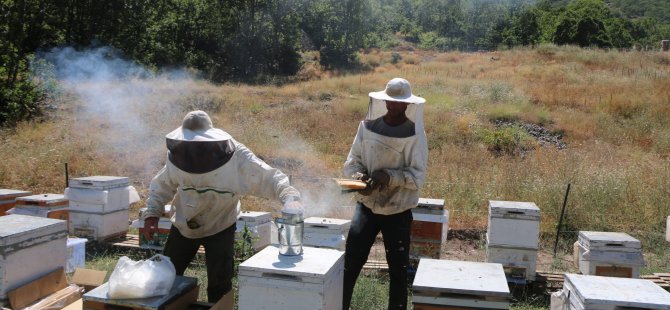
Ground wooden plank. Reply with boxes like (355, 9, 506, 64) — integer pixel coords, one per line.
(109, 234, 205, 254)
(8, 267, 68, 310)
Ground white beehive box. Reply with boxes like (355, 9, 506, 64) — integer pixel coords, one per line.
(69, 209, 129, 241)
(0, 189, 31, 216)
(577, 231, 645, 278)
(412, 259, 510, 309)
(66, 176, 130, 213)
(15, 193, 69, 208)
(303, 217, 351, 250)
(411, 199, 449, 259)
(560, 273, 670, 310)
(487, 200, 540, 249)
(0, 215, 68, 302)
(486, 245, 537, 282)
(238, 246, 344, 310)
(236, 211, 272, 250)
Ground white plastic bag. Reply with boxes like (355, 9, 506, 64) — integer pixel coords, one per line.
(108, 254, 176, 299)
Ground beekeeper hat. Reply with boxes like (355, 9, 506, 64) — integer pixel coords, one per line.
(166, 110, 231, 142)
(368, 78, 425, 104)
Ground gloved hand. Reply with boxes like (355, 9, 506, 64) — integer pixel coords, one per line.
(282, 199, 304, 214)
(369, 170, 390, 190)
(143, 217, 159, 241)
(352, 171, 370, 182)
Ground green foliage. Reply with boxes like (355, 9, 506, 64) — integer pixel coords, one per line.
(477, 125, 536, 157)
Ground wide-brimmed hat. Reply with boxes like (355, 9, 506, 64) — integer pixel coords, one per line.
(165, 110, 231, 142)
(369, 78, 425, 104)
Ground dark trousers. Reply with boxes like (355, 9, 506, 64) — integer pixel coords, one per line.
(163, 224, 236, 303)
(342, 203, 413, 310)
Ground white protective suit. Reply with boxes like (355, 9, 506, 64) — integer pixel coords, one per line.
(343, 93, 428, 215)
(143, 125, 300, 239)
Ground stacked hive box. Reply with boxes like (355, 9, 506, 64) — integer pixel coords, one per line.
(554, 273, 670, 309)
(0, 215, 68, 306)
(66, 176, 130, 241)
(410, 198, 449, 259)
(0, 189, 31, 216)
(486, 200, 540, 283)
(238, 246, 344, 310)
(412, 259, 511, 309)
(303, 217, 351, 250)
(576, 231, 645, 278)
(11, 194, 70, 229)
(236, 211, 272, 251)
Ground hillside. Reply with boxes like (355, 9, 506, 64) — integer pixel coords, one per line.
(609, 0, 670, 23)
(1, 46, 669, 274)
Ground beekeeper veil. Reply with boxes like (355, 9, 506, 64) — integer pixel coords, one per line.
(165, 110, 235, 174)
(367, 77, 425, 135)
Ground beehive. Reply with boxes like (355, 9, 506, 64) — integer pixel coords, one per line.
(577, 231, 645, 278)
(83, 275, 198, 310)
(0, 189, 31, 216)
(412, 259, 511, 309)
(558, 273, 670, 310)
(303, 217, 351, 250)
(236, 211, 272, 251)
(67, 176, 130, 241)
(11, 194, 70, 229)
(486, 200, 540, 282)
(0, 215, 67, 303)
(238, 246, 344, 310)
(411, 198, 448, 259)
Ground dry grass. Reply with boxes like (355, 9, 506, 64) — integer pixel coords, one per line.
(2, 45, 670, 262)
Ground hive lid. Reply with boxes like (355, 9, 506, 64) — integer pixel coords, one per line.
(412, 259, 510, 298)
(238, 246, 344, 281)
(0, 189, 32, 200)
(417, 198, 445, 211)
(0, 214, 67, 246)
(564, 274, 670, 308)
(237, 211, 272, 223)
(304, 217, 351, 231)
(578, 231, 641, 250)
(15, 194, 69, 207)
(83, 276, 197, 309)
(69, 176, 130, 189)
(489, 200, 540, 218)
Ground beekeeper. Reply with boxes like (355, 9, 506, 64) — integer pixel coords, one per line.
(142, 110, 303, 304)
(342, 78, 427, 310)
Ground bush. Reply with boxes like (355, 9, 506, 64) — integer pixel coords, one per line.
(478, 125, 536, 156)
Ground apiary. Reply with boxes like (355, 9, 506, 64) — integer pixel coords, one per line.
(577, 231, 645, 278)
(0, 215, 68, 304)
(236, 211, 272, 251)
(411, 198, 449, 259)
(303, 217, 351, 250)
(412, 259, 511, 309)
(0, 189, 31, 216)
(238, 246, 344, 310)
(556, 273, 670, 310)
(66, 176, 131, 241)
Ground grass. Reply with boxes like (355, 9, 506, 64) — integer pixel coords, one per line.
(3, 45, 670, 308)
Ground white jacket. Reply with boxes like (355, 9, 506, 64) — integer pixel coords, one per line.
(143, 139, 300, 238)
(343, 121, 428, 215)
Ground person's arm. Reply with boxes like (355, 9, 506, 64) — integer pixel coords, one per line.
(343, 122, 368, 178)
(235, 143, 302, 211)
(142, 164, 178, 240)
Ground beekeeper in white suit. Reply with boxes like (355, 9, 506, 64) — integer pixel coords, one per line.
(142, 110, 303, 306)
(342, 78, 427, 310)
